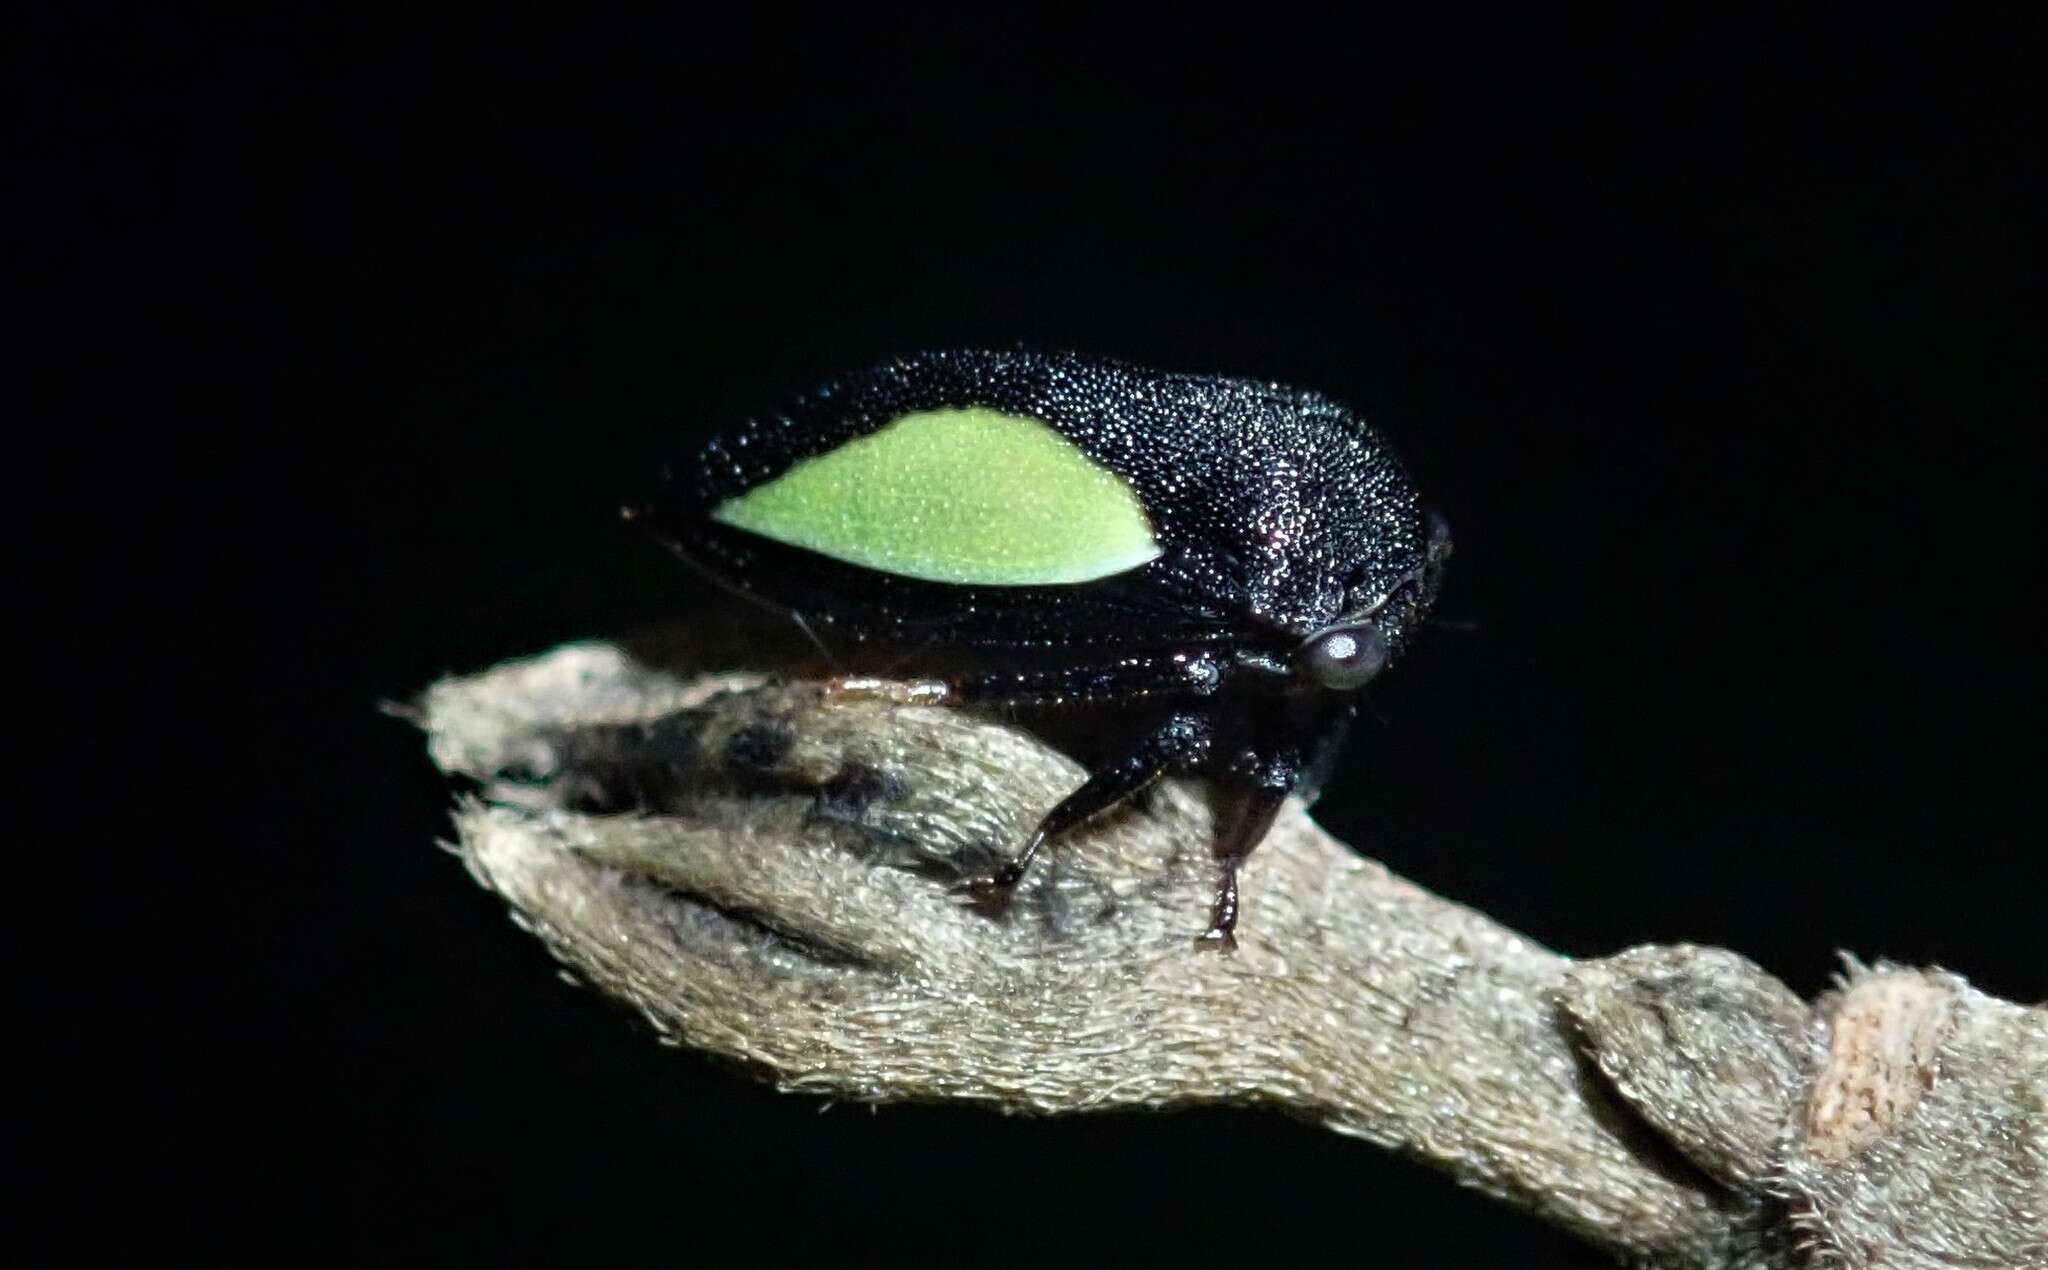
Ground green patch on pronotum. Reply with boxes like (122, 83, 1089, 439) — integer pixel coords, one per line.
(712, 407, 1162, 585)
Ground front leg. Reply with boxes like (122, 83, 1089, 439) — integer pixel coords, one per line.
(1200, 748, 1304, 949)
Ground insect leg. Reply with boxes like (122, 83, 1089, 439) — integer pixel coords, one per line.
(974, 711, 1213, 893)
(1199, 751, 1303, 949)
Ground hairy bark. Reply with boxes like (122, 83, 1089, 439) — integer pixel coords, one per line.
(410, 641, 2044, 1268)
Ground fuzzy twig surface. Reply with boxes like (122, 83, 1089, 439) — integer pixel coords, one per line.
(414, 641, 2044, 1269)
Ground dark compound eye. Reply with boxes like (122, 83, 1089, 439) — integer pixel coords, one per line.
(1297, 623, 1389, 691)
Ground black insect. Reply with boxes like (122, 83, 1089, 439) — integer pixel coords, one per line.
(633, 349, 1448, 945)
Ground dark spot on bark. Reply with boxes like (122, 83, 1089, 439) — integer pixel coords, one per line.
(526, 711, 714, 813)
(812, 761, 913, 825)
(642, 712, 704, 773)
(724, 717, 797, 775)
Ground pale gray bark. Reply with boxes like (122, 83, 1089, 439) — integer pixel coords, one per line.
(412, 641, 2044, 1268)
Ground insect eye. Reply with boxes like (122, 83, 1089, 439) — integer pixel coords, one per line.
(1297, 623, 1389, 691)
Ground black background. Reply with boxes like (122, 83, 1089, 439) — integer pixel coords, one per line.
(36, 10, 2039, 1265)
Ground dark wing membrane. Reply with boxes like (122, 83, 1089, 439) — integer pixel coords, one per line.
(641, 514, 1246, 672)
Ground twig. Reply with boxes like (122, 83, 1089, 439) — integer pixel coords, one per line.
(413, 641, 2045, 1269)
